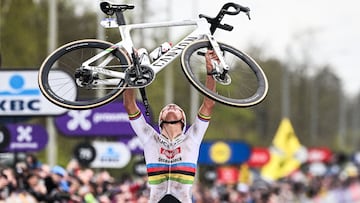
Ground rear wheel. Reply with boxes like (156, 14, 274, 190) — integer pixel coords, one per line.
(38, 39, 130, 110)
(181, 40, 268, 107)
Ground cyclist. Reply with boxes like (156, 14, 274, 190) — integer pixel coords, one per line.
(123, 50, 218, 203)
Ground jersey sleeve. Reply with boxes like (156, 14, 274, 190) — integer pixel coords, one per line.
(185, 113, 210, 145)
(128, 111, 157, 144)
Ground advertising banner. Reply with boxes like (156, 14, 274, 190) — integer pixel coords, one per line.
(247, 147, 270, 168)
(55, 101, 153, 137)
(198, 141, 251, 165)
(307, 147, 332, 163)
(0, 70, 73, 115)
(1, 124, 48, 152)
(217, 166, 239, 184)
(90, 141, 131, 168)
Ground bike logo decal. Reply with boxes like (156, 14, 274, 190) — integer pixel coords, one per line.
(152, 36, 198, 67)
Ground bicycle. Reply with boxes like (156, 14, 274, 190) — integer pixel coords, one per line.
(38, 1, 268, 114)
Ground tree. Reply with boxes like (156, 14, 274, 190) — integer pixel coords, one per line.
(0, 0, 48, 67)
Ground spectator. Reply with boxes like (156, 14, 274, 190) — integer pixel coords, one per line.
(24, 172, 47, 202)
(0, 171, 9, 200)
(2, 168, 17, 193)
(237, 183, 251, 203)
(25, 154, 42, 170)
(44, 165, 70, 202)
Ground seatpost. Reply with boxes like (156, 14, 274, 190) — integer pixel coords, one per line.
(115, 11, 126, 25)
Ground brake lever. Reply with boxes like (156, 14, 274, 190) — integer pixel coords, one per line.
(246, 11, 251, 20)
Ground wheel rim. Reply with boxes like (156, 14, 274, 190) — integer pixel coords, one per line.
(39, 40, 129, 109)
(182, 40, 268, 107)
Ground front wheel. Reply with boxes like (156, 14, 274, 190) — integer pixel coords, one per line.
(181, 40, 268, 107)
(38, 39, 130, 110)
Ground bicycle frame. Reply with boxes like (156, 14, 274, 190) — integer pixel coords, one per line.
(81, 17, 228, 86)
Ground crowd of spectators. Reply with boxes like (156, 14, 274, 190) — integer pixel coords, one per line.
(1, 153, 360, 203)
(0, 154, 149, 203)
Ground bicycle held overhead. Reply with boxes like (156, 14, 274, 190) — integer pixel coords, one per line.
(38, 1, 268, 112)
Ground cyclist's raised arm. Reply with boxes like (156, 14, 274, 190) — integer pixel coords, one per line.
(198, 50, 217, 117)
(123, 89, 140, 115)
(124, 88, 155, 144)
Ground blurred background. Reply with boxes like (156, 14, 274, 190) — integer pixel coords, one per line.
(1, 0, 360, 202)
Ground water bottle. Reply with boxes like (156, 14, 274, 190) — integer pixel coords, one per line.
(138, 48, 151, 65)
(149, 42, 172, 61)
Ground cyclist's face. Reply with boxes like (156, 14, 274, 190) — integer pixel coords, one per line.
(160, 104, 184, 122)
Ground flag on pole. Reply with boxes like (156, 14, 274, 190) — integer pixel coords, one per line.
(261, 118, 307, 181)
(238, 163, 251, 184)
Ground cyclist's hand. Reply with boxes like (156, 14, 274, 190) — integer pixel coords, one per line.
(205, 50, 219, 73)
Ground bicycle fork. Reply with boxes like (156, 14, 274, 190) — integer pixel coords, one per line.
(206, 35, 231, 85)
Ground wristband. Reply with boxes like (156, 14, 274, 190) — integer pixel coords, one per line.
(198, 112, 211, 121)
(128, 110, 141, 120)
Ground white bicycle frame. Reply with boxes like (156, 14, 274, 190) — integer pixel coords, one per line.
(81, 17, 228, 86)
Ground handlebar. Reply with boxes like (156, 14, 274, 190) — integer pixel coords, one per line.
(222, 2, 244, 15)
(199, 2, 251, 34)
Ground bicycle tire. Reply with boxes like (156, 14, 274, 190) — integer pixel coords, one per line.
(38, 39, 130, 110)
(181, 40, 268, 107)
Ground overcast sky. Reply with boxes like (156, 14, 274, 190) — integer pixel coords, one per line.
(78, 0, 360, 96)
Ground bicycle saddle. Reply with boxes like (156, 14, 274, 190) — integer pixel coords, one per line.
(100, 2, 135, 15)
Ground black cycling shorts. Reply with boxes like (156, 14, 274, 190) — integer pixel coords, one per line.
(158, 194, 181, 203)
